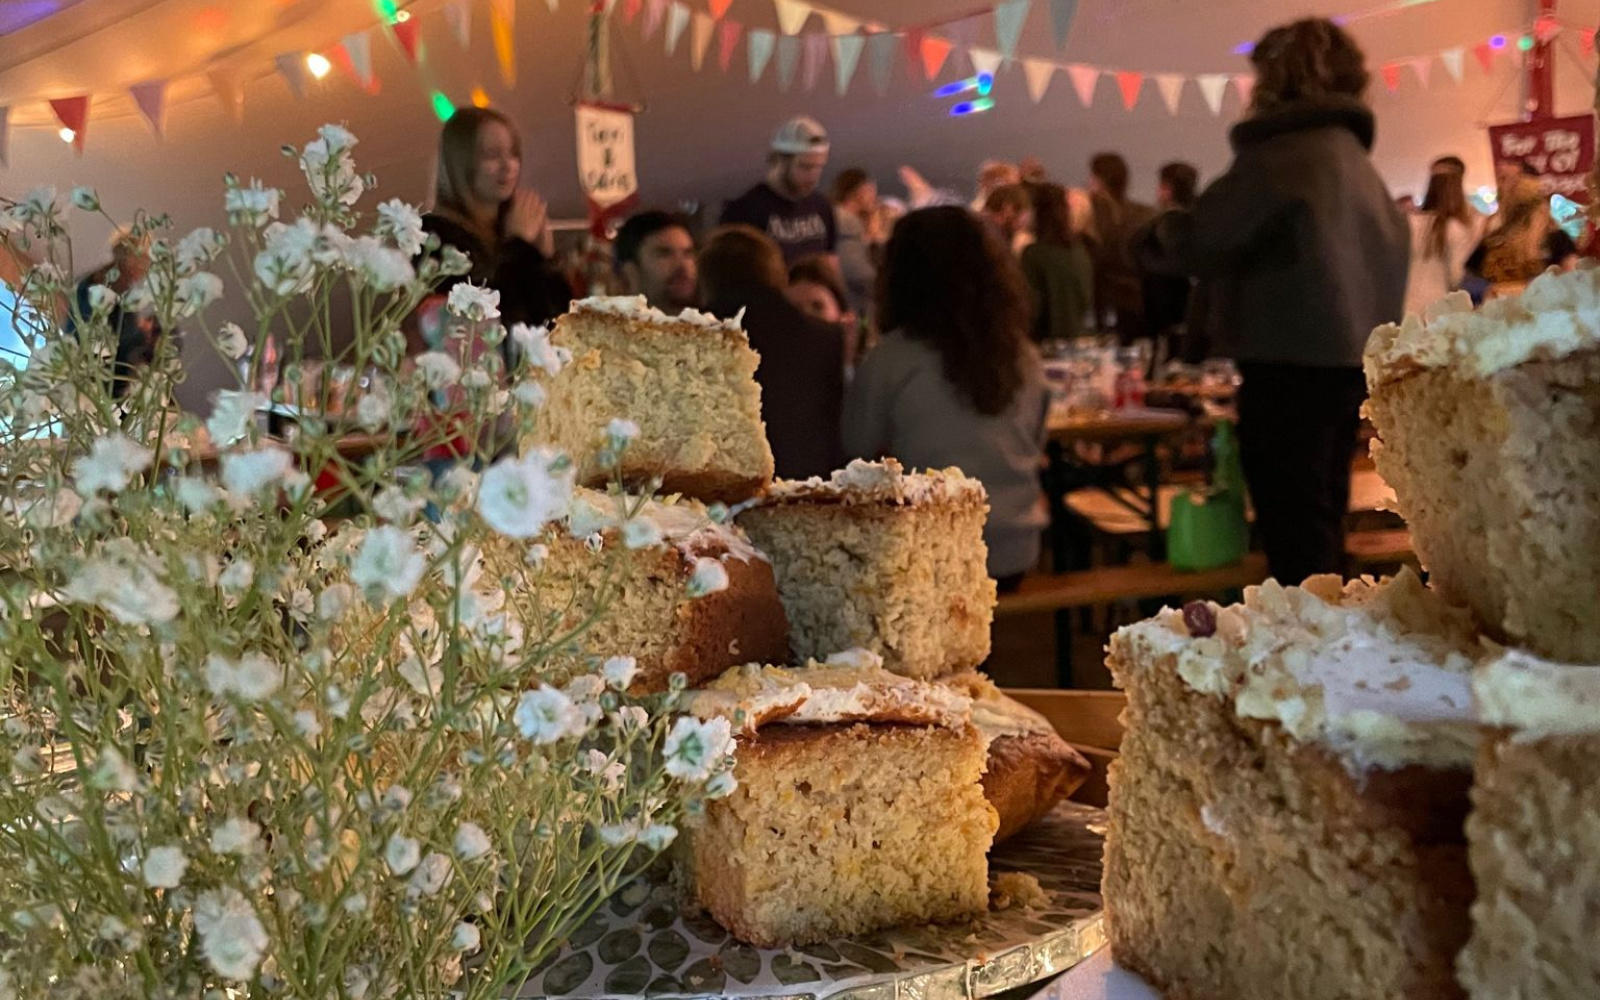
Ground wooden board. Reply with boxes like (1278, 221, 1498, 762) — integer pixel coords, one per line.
(1003, 689, 1127, 809)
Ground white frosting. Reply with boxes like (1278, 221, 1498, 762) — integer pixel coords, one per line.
(691, 661, 974, 734)
(1199, 803, 1229, 838)
(569, 295, 747, 335)
(1475, 648, 1600, 738)
(1366, 263, 1600, 386)
(1114, 569, 1483, 771)
(762, 458, 988, 507)
(564, 489, 764, 563)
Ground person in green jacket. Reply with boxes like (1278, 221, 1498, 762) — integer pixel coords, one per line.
(1020, 183, 1095, 344)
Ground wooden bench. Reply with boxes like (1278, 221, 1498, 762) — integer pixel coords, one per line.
(996, 554, 1270, 688)
(1344, 528, 1415, 572)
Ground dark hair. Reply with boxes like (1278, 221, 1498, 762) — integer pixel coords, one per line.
(613, 210, 693, 270)
(877, 207, 1030, 416)
(1158, 162, 1199, 208)
(1030, 183, 1075, 247)
(698, 225, 786, 302)
(984, 184, 1031, 214)
(831, 168, 872, 204)
(1419, 171, 1471, 260)
(1090, 153, 1130, 200)
(1249, 18, 1369, 112)
(1431, 155, 1466, 175)
(789, 255, 848, 313)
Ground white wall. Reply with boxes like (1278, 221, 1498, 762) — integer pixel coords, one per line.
(2, 0, 1596, 407)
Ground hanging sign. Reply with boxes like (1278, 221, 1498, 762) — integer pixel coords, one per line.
(1487, 114, 1595, 200)
(574, 101, 639, 235)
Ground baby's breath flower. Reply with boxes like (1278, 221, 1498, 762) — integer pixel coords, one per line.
(210, 817, 262, 856)
(217, 322, 249, 360)
(316, 582, 354, 622)
(510, 323, 564, 375)
(204, 652, 283, 703)
(84, 283, 117, 315)
(175, 272, 224, 315)
(72, 433, 153, 496)
(413, 351, 461, 390)
(225, 179, 281, 226)
(514, 686, 582, 744)
(63, 548, 179, 625)
(477, 448, 574, 539)
(355, 388, 393, 431)
(407, 852, 451, 897)
(639, 823, 678, 851)
(173, 476, 222, 514)
(141, 845, 188, 889)
(663, 716, 733, 783)
(611, 705, 649, 734)
(446, 283, 500, 322)
(194, 887, 268, 981)
(350, 526, 426, 602)
(605, 418, 640, 447)
(176, 227, 226, 272)
(451, 921, 481, 952)
(218, 558, 254, 595)
(686, 557, 729, 598)
(372, 485, 426, 525)
(704, 770, 738, 799)
(221, 447, 293, 496)
(23, 488, 81, 530)
(601, 656, 639, 691)
(376, 199, 426, 256)
(385, 834, 421, 875)
(621, 516, 663, 550)
(207, 389, 266, 449)
(453, 822, 491, 861)
(69, 186, 99, 212)
(511, 379, 546, 408)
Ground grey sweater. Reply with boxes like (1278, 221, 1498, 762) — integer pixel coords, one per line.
(842, 332, 1049, 578)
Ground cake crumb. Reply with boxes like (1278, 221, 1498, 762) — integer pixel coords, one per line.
(990, 871, 1049, 911)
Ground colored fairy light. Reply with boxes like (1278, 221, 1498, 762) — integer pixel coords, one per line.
(430, 91, 455, 122)
(934, 74, 994, 98)
(950, 97, 995, 116)
(57, 127, 74, 143)
(395, 9, 411, 22)
(1516, 34, 1535, 51)
(976, 73, 994, 96)
(1489, 34, 1507, 48)
(306, 52, 332, 79)
(470, 86, 491, 107)
(374, 0, 400, 23)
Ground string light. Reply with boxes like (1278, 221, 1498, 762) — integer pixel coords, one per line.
(58, 127, 75, 144)
(430, 91, 455, 122)
(950, 97, 995, 116)
(1516, 34, 1535, 52)
(934, 73, 994, 98)
(306, 52, 332, 79)
(470, 86, 491, 107)
(374, 0, 400, 23)
(1489, 34, 1508, 49)
(395, 10, 411, 22)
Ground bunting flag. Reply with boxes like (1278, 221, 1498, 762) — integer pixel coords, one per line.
(444, 0, 470, 47)
(1066, 63, 1098, 106)
(690, 11, 714, 70)
(1115, 70, 1144, 109)
(866, 31, 898, 95)
(1196, 72, 1228, 115)
(969, 46, 1003, 78)
(1048, 0, 1077, 49)
(1472, 41, 1494, 74)
(774, 0, 812, 35)
(944, 15, 979, 53)
(643, 0, 667, 39)
(800, 31, 828, 90)
(993, 0, 1030, 61)
(1380, 63, 1402, 91)
(1440, 47, 1465, 82)
(489, 0, 515, 86)
(748, 28, 777, 82)
(1584, 31, 1596, 56)
(392, 16, 422, 64)
(129, 80, 168, 136)
(833, 32, 867, 95)
(1410, 56, 1431, 88)
(0, 107, 10, 167)
(1022, 57, 1056, 102)
(917, 33, 953, 79)
(709, 0, 734, 19)
(1232, 73, 1255, 107)
(665, 2, 690, 53)
(207, 69, 244, 124)
(622, 0, 643, 23)
(1154, 73, 1184, 115)
(775, 33, 801, 90)
(717, 18, 742, 72)
(340, 31, 377, 92)
(274, 53, 309, 98)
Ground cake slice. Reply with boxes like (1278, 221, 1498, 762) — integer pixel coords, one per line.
(683, 660, 996, 946)
(1365, 269, 1600, 662)
(1105, 570, 1481, 1000)
(493, 490, 788, 692)
(1459, 651, 1600, 1000)
(536, 296, 774, 503)
(735, 460, 995, 678)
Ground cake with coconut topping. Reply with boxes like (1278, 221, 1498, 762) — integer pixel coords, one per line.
(681, 658, 996, 947)
(533, 296, 775, 503)
(1103, 569, 1482, 1000)
(736, 460, 995, 678)
(1365, 267, 1600, 662)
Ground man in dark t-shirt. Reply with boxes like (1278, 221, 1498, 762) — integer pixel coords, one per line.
(719, 116, 837, 266)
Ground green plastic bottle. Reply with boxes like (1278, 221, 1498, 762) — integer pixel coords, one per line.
(1166, 420, 1250, 571)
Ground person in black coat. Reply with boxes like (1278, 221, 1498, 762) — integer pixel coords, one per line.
(422, 108, 572, 334)
(698, 225, 845, 480)
(1143, 18, 1409, 584)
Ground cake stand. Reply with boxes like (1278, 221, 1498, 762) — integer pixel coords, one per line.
(520, 802, 1107, 1000)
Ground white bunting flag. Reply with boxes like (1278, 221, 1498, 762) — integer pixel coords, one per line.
(1022, 57, 1056, 102)
(1066, 63, 1099, 107)
(1440, 47, 1465, 83)
(774, 0, 813, 35)
(665, 1, 690, 54)
(969, 46, 1003, 77)
(1196, 73, 1228, 115)
(1154, 73, 1185, 115)
(690, 11, 715, 70)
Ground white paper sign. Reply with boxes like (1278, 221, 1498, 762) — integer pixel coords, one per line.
(574, 104, 638, 210)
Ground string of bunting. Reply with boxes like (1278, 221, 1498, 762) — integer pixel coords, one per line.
(0, 0, 1588, 164)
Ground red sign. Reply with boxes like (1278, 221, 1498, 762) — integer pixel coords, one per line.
(1487, 114, 1595, 201)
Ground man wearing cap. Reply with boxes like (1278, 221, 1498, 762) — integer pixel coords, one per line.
(720, 116, 838, 266)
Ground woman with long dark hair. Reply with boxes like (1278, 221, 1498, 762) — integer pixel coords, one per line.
(423, 107, 570, 331)
(1404, 162, 1481, 316)
(1020, 182, 1094, 343)
(843, 207, 1049, 586)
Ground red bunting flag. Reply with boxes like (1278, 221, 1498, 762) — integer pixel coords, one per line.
(708, 0, 734, 19)
(392, 17, 422, 64)
(50, 96, 89, 153)
(1381, 63, 1402, 91)
(918, 34, 953, 79)
(1584, 31, 1596, 56)
(717, 19, 742, 71)
(1473, 41, 1495, 74)
(1115, 70, 1143, 109)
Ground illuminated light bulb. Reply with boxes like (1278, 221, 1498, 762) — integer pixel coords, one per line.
(950, 97, 995, 116)
(395, 9, 411, 21)
(1516, 34, 1535, 51)
(1489, 34, 1507, 49)
(306, 52, 332, 79)
(471, 86, 491, 107)
(431, 91, 455, 122)
(58, 127, 75, 143)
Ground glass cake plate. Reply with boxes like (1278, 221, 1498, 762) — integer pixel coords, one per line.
(519, 801, 1107, 1000)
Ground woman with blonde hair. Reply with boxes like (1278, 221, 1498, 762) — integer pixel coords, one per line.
(422, 107, 571, 332)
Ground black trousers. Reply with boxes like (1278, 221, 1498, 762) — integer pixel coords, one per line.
(1236, 363, 1366, 586)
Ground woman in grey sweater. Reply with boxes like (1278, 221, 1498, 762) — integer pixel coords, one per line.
(843, 206, 1049, 587)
